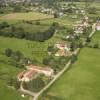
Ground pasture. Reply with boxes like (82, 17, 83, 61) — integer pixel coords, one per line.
(46, 47, 100, 100)
(46, 31, 100, 100)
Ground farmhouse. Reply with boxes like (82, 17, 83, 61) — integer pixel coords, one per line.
(26, 65, 54, 77)
(17, 65, 54, 82)
(55, 43, 71, 56)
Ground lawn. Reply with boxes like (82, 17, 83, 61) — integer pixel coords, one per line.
(46, 47, 100, 100)
(0, 12, 53, 21)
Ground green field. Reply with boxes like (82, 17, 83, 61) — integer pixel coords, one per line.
(0, 12, 53, 21)
(46, 31, 100, 100)
(0, 5, 99, 99)
(0, 44, 29, 100)
(47, 47, 100, 100)
(0, 80, 28, 100)
(0, 35, 61, 100)
(40, 16, 80, 28)
(1, 21, 50, 34)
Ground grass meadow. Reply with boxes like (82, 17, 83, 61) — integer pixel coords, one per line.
(46, 31, 100, 100)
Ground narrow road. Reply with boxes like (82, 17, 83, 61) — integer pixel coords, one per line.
(20, 82, 36, 97)
(33, 61, 72, 100)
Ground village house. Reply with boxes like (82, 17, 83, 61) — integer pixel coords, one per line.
(74, 26, 84, 34)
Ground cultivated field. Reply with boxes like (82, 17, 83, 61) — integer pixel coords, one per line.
(0, 12, 53, 21)
(40, 16, 80, 28)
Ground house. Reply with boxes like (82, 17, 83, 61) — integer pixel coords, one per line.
(96, 22, 100, 31)
(74, 26, 84, 34)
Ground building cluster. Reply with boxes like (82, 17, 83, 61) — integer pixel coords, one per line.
(17, 64, 54, 82)
(54, 42, 71, 57)
(66, 16, 90, 40)
(74, 16, 89, 34)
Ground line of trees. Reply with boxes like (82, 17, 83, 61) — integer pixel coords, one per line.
(0, 24, 56, 42)
(0, 22, 10, 29)
(43, 56, 70, 73)
(5, 48, 35, 67)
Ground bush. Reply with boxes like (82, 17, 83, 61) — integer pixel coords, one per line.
(86, 37, 91, 42)
(93, 43, 99, 48)
(35, 21, 40, 25)
(5, 48, 13, 57)
(71, 54, 77, 63)
(0, 22, 9, 29)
